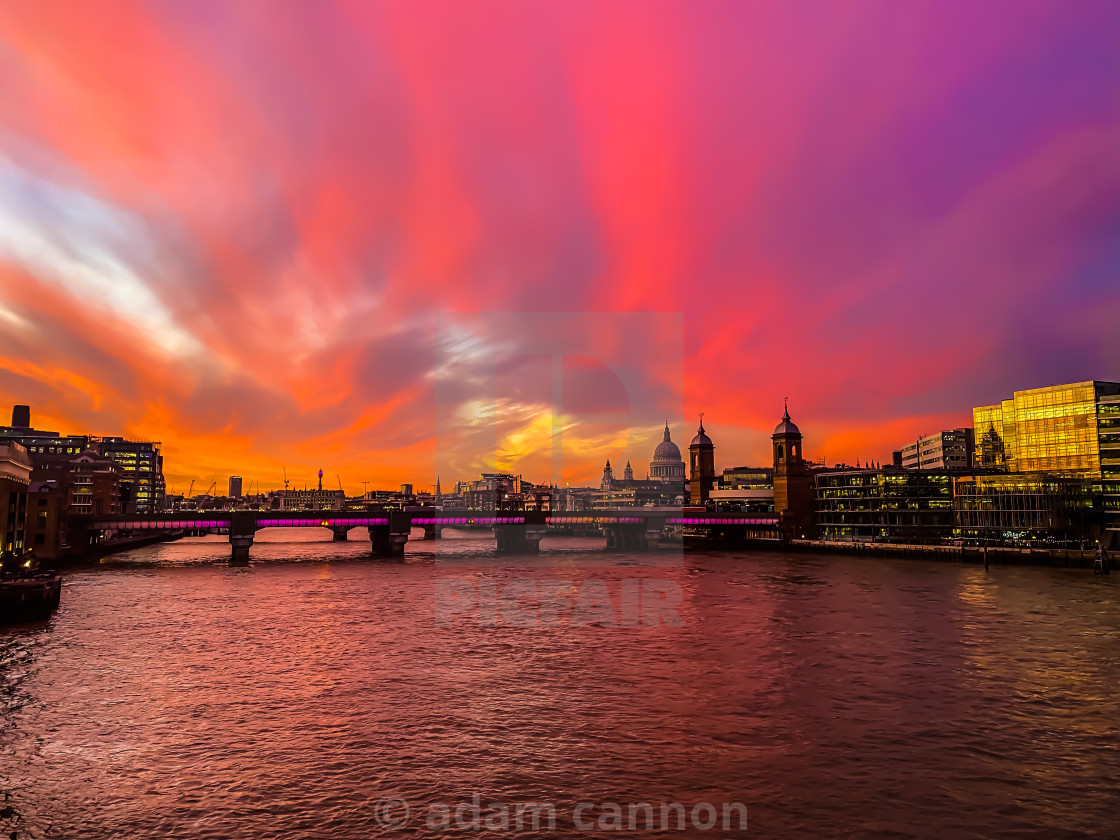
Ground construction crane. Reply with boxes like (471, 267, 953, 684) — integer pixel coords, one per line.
(337, 474, 343, 494)
(283, 466, 290, 491)
(187, 479, 195, 499)
(203, 480, 216, 497)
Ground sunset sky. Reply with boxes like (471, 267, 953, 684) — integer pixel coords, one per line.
(2, 1, 1119, 494)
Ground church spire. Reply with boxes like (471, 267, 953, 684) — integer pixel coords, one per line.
(663, 420, 671, 442)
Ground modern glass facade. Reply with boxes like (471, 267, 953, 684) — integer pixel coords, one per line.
(1098, 394, 1120, 535)
(952, 474, 1101, 548)
(98, 438, 165, 514)
(972, 381, 1120, 475)
(815, 469, 953, 543)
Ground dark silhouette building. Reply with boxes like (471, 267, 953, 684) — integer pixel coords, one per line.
(689, 415, 715, 506)
(772, 402, 816, 539)
(1, 406, 165, 514)
(599, 460, 615, 490)
(598, 424, 688, 506)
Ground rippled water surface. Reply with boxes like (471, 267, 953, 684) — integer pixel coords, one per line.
(3, 529, 1119, 839)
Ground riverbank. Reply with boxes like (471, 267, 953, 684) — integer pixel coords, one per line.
(792, 539, 1105, 569)
(48, 530, 184, 569)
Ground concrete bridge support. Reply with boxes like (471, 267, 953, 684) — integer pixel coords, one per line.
(329, 526, 351, 541)
(368, 526, 408, 559)
(230, 536, 254, 565)
(494, 525, 548, 554)
(604, 524, 662, 552)
(229, 511, 259, 565)
(369, 512, 412, 560)
(421, 523, 442, 540)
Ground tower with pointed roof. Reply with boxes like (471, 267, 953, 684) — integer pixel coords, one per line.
(772, 399, 816, 539)
(623, 460, 633, 481)
(600, 459, 615, 490)
(689, 414, 716, 506)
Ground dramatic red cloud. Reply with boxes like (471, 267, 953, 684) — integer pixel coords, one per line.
(2, 1, 1119, 492)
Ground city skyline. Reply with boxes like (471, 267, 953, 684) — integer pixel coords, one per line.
(5, 376, 1117, 496)
(3, 2, 1120, 492)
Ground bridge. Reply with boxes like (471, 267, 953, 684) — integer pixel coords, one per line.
(68, 508, 781, 564)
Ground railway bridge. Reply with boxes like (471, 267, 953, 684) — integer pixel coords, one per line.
(68, 507, 781, 565)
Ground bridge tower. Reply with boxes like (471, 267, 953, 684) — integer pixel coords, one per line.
(689, 414, 715, 506)
(772, 400, 816, 540)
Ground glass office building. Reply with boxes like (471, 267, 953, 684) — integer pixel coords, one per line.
(953, 473, 1101, 548)
(815, 468, 954, 543)
(1098, 393, 1120, 536)
(98, 438, 165, 514)
(972, 381, 1120, 544)
(972, 381, 1120, 475)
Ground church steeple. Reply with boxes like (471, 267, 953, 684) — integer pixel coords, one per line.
(772, 399, 815, 540)
(689, 413, 715, 505)
(601, 459, 615, 490)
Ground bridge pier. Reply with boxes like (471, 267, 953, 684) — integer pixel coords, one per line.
(230, 535, 254, 565)
(369, 512, 411, 559)
(603, 524, 661, 552)
(494, 526, 520, 553)
(329, 526, 351, 541)
(494, 525, 548, 554)
(229, 511, 259, 565)
(524, 526, 546, 554)
(421, 523, 442, 540)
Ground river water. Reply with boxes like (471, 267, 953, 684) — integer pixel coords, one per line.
(2, 529, 1119, 839)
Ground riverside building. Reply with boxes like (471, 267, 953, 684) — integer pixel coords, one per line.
(815, 468, 954, 543)
(0, 441, 32, 558)
(970, 380, 1120, 546)
(900, 429, 973, 471)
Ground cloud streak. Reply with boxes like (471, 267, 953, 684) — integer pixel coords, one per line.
(1, 0, 1118, 491)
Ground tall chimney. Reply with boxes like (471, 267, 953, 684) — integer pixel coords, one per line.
(11, 405, 30, 428)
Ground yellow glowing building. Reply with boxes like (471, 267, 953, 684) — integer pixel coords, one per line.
(972, 380, 1120, 543)
(972, 381, 1120, 475)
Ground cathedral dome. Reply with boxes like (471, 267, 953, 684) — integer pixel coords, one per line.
(652, 423, 682, 462)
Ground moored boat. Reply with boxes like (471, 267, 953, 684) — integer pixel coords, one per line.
(1, 574, 62, 625)
(1, 552, 63, 625)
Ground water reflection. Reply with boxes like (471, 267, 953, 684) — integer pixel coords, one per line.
(1, 534, 1118, 838)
